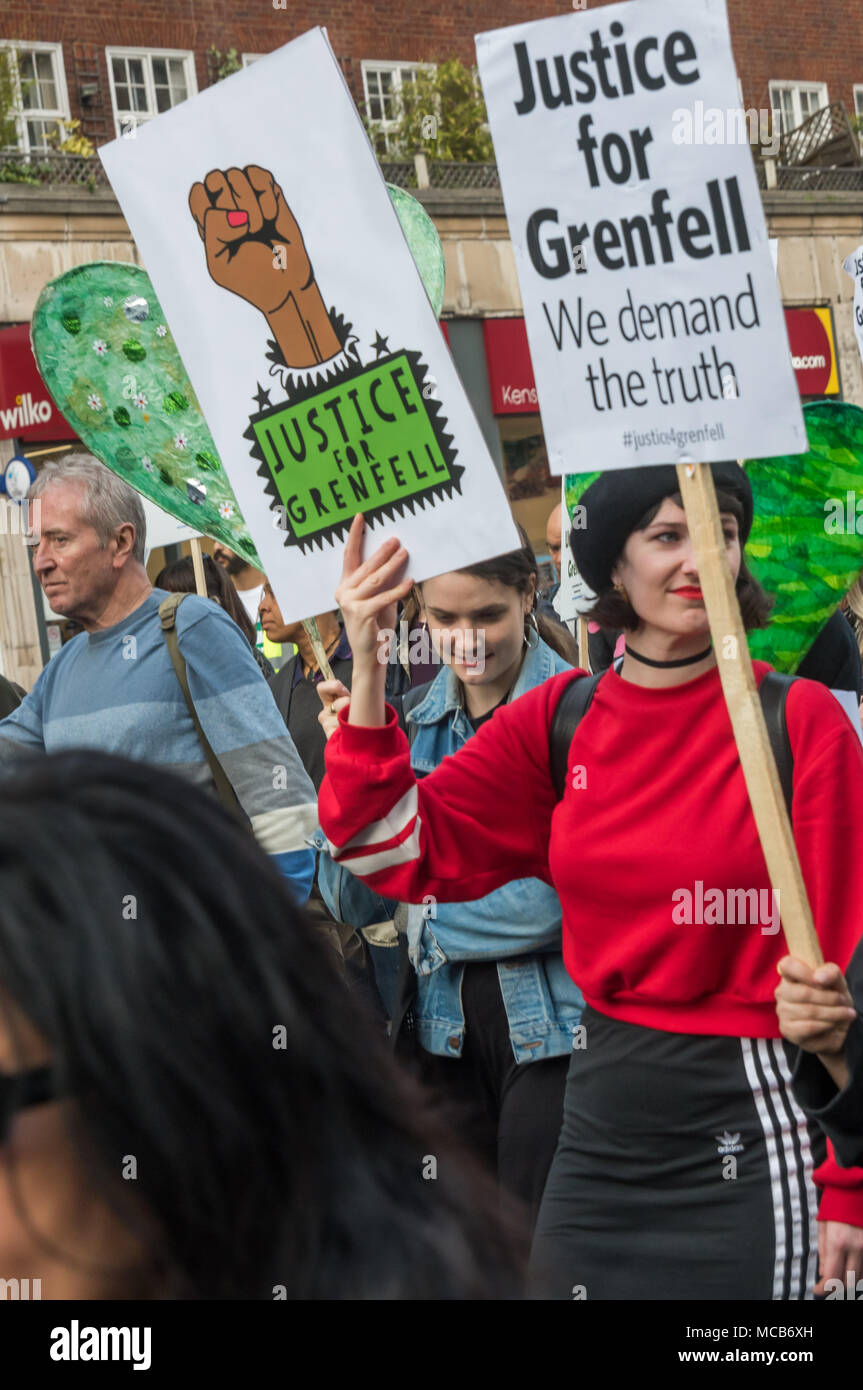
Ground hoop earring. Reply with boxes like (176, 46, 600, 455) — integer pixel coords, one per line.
(523, 610, 540, 649)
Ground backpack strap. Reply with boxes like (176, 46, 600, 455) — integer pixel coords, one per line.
(549, 672, 604, 800)
(158, 594, 246, 820)
(757, 670, 796, 817)
(549, 665, 797, 817)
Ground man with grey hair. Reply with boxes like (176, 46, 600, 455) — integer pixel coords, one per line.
(0, 453, 317, 901)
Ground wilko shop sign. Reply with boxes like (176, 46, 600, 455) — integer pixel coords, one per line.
(0, 325, 76, 441)
(484, 309, 839, 414)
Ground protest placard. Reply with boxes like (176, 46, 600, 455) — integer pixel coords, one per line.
(99, 28, 518, 624)
(476, 0, 805, 474)
(844, 244, 863, 371)
(479, 1, 821, 962)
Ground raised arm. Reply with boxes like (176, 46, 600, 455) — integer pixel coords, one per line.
(317, 515, 569, 904)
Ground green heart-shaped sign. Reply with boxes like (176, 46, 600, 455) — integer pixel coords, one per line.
(31, 261, 263, 568)
(745, 400, 863, 671)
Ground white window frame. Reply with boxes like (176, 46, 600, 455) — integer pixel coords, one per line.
(241, 54, 264, 67)
(768, 80, 830, 135)
(361, 60, 434, 153)
(0, 40, 70, 154)
(854, 85, 863, 119)
(106, 46, 197, 138)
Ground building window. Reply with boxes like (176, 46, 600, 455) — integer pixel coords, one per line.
(106, 49, 196, 136)
(0, 42, 69, 152)
(768, 81, 829, 134)
(361, 61, 432, 153)
(242, 55, 264, 67)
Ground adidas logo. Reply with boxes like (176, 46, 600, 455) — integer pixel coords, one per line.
(715, 1130, 744, 1155)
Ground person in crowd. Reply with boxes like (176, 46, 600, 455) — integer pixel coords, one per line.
(260, 587, 352, 791)
(776, 946, 863, 1176)
(796, 608, 863, 701)
(543, 502, 562, 597)
(316, 467, 863, 1299)
(0, 750, 524, 1299)
(0, 454, 316, 903)
(315, 528, 584, 1237)
(212, 541, 267, 629)
(156, 553, 274, 678)
(0, 675, 23, 720)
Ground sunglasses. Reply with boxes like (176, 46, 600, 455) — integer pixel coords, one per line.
(0, 1066, 56, 1144)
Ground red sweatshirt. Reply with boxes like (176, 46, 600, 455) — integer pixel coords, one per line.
(319, 660, 863, 1221)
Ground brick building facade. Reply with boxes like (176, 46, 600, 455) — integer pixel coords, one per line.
(2, 1, 862, 147)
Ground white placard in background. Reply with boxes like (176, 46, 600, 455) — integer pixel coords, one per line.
(843, 244, 863, 372)
(141, 497, 202, 559)
(476, 0, 805, 473)
(101, 28, 518, 624)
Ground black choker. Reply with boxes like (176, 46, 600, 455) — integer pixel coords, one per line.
(624, 643, 713, 669)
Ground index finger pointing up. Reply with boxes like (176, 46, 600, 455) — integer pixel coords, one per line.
(342, 512, 366, 579)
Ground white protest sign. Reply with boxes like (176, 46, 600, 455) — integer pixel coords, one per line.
(552, 479, 595, 628)
(476, 0, 806, 472)
(141, 497, 201, 558)
(100, 29, 518, 624)
(843, 244, 863, 370)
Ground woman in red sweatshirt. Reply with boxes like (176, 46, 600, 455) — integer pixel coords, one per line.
(317, 463, 863, 1299)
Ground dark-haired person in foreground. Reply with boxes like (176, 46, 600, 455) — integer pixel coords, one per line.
(0, 751, 524, 1299)
(317, 465, 863, 1299)
(0, 675, 23, 720)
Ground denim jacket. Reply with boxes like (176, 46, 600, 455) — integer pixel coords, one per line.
(313, 636, 584, 1064)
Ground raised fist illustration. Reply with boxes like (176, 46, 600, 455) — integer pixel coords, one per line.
(189, 165, 341, 369)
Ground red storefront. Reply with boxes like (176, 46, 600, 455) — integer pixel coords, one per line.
(0, 324, 76, 448)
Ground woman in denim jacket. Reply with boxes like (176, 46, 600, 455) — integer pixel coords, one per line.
(314, 532, 585, 1233)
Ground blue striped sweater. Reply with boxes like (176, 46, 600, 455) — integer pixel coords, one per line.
(0, 589, 317, 900)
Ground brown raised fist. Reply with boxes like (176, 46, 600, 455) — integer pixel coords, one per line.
(189, 165, 341, 369)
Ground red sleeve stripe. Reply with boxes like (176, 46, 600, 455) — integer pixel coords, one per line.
(325, 785, 418, 854)
(330, 817, 423, 878)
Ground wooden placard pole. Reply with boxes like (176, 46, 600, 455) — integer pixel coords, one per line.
(302, 616, 335, 682)
(576, 616, 590, 671)
(190, 536, 207, 597)
(675, 461, 822, 966)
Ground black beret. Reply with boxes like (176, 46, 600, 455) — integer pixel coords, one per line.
(570, 462, 753, 595)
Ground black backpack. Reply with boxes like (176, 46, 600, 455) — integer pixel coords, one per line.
(548, 667, 796, 815)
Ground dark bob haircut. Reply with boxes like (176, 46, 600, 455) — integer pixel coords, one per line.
(0, 752, 524, 1299)
(588, 488, 774, 633)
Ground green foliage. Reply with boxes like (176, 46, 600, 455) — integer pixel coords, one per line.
(0, 160, 49, 185)
(384, 59, 494, 163)
(45, 118, 95, 158)
(208, 46, 243, 83)
(0, 47, 22, 150)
